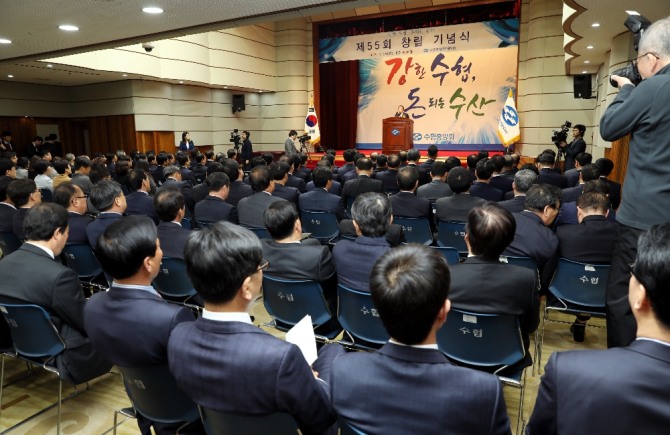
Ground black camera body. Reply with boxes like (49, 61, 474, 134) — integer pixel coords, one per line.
(610, 63, 642, 87)
(230, 129, 241, 150)
(610, 14, 651, 88)
(297, 134, 311, 144)
(551, 121, 572, 153)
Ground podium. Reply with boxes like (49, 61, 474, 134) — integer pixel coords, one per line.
(382, 117, 413, 155)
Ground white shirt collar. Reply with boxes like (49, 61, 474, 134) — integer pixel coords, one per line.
(0, 202, 16, 209)
(389, 338, 438, 350)
(202, 310, 253, 324)
(112, 282, 160, 296)
(26, 242, 54, 259)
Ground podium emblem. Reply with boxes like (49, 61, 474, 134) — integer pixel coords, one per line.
(391, 128, 400, 136)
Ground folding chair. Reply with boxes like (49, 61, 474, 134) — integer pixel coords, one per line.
(62, 243, 109, 293)
(0, 303, 86, 435)
(199, 407, 299, 435)
(300, 210, 339, 243)
(336, 284, 388, 350)
(437, 309, 527, 433)
(152, 257, 201, 310)
(436, 221, 467, 254)
(499, 255, 538, 272)
(113, 365, 200, 435)
(262, 275, 341, 340)
(430, 246, 460, 265)
(180, 217, 193, 230)
(538, 258, 609, 372)
(393, 216, 434, 245)
(245, 226, 271, 240)
(0, 232, 22, 259)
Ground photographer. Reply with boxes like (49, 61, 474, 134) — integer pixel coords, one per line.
(558, 124, 586, 171)
(284, 130, 298, 157)
(241, 130, 252, 170)
(600, 16, 670, 349)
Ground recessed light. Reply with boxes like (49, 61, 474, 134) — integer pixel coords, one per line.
(179, 81, 184, 84)
(259, 91, 263, 93)
(0, 38, 11, 44)
(7, 74, 13, 78)
(591, 23, 600, 28)
(59, 24, 79, 31)
(626, 10, 640, 16)
(586, 45, 593, 49)
(584, 60, 590, 64)
(223, 86, 228, 89)
(582, 70, 587, 74)
(122, 74, 128, 77)
(142, 6, 163, 14)
(46, 64, 53, 68)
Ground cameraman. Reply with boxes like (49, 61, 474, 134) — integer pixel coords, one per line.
(241, 130, 252, 170)
(558, 124, 586, 171)
(600, 16, 670, 349)
(284, 130, 298, 158)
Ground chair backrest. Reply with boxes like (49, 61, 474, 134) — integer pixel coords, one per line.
(437, 221, 467, 252)
(199, 407, 299, 435)
(437, 308, 524, 369)
(62, 243, 104, 279)
(430, 246, 460, 265)
(300, 211, 339, 241)
(262, 275, 332, 327)
(345, 197, 355, 219)
(0, 232, 22, 258)
(180, 217, 193, 230)
(549, 258, 610, 307)
(245, 226, 271, 240)
(153, 257, 197, 299)
(336, 284, 388, 345)
(118, 365, 200, 425)
(393, 216, 433, 245)
(195, 220, 212, 229)
(0, 303, 66, 358)
(40, 189, 53, 203)
(499, 255, 538, 272)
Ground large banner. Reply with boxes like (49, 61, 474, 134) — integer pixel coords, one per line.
(319, 19, 519, 150)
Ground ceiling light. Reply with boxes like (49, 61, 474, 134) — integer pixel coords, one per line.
(7, 74, 13, 78)
(46, 64, 53, 68)
(223, 86, 228, 89)
(122, 74, 128, 77)
(591, 23, 600, 28)
(626, 11, 640, 16)
(142, 6, 163, 14)
(584, 60, 590, 64)
(59, 24, 79, 31)
(0, 38, 11, 44)
(179, 81, 184, 84)
(582, 71, 587, 74)
(586, 45, 593, 49)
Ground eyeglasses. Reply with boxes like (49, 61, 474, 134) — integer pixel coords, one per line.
(257, 259, 269, 272)
(74, 195, 88, 200)
(633, 52, 660, 67)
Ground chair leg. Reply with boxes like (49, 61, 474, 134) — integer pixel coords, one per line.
(113, 409, 119, 435)
(0, 354, 5, 423)
(57, 379, 62, 435)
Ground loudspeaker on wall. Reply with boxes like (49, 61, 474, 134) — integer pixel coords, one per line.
(232, 94, 245, 113)
(573, 74, 592, 99)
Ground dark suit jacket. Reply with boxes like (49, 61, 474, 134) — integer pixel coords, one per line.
(332, 343, 511, 435)
(337, 163, 356, 180)
(554, 201, 617, 227)
(0, 244, 112, 384)
(237, 192, 286, 228)
(192, 163, 208, 185)
(374, 170, 400, 194)
(167, 318, 337, 435)
(390, 191, 435, 231)
(537, 168, 568, 189)
(340, 175, 384, 210)
(449, 257, 540, 353)
(0, 203, 17, 232)
(11, 207, 29, 240)
(159, 179, 195, 215)
(67, 212, 94, 245)
(489, 175, 514, 194)
(602, 177, 622, 210)
(299, 188, 344, 221)
(560, 184, 583, 204)
(417, 180, 453, 201)
(528, 340, 670, 435)
(86, 213, 123, 249)
(226, 181, 254, 207)
(286, 174, 307, 193)
(435, 193, 486, 222)
(340, 170, 358, 184)
(470, 182, 505, 202)
(157, 221, 191, 260)
(338, 220, 405, 247)
(194, 196, 238, 224)
(407, 163, 430, 186)
(563, 137, 586, 171)
(261, 238, 335, 283)
(332, 236, 390, 292)
(306, 180, 341, 196)
(498, 195, 526, 214)
(191, 182, 208, 204)
(556, 215, 616, 264)
(125, 191, 158, 222)
(564, 168, 580, 187)
(272, 184, 300, 204)
(84, 286, 194, 367)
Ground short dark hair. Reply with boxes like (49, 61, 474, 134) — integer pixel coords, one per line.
(0, 176, 12, 201)
(222, 159, 240, 181)
(577, 192, 610, 213)
(343, 149, 356, 163)
(575, 152, 592, 166)
(397, 166, 418, 191)
(206, 172, 230, 192)
(524, 184, 561, 212)
(90, 180, 123, 212)
(227, 149, 237, 159)
(264, 201, 298, 240)
(582, 179, 610, 196)
(514, 169, 537, 193)
(74, 157, 91, 170)
(466, 203, 516, 260)
(387, 154, 400, 169)
(633, 222, 670, 328)
(96, 216, 158, 280)
(398, 151, 408, 163)
(289, 130, 297, 137)
(0, 159, 14, 176)
(537, 153, 555, 166)
(491, 155, 505, 172)
(351, 192, 391, 237)
(574, 124, 586, 135)
(355, 158, 373, 171)
(427, 145, 438, 158)
(128, 169, 148, 191)
(447, 167, 472, 194)
(580, 164, 601, 182)
(519, 163, 539, 175)
(8, 179, 36, 207)
(154, 188, 184, 222)
(34, 159, 50, 175)
(407, 149, 421, 162)
(184, 222, 263, 304)
(53, 183, 79, 208)
(89, 166, 110, 184)
(445, 156, 462, 171)
(370, 244, 450, 344)
(312, 167, 332, 188)
(23, 203, 68, 241)
(431, 161, 447, 177)
(594, 158, 614, 176)
(249, 165, 272, 192)
(475, 159, 495, 180)
(206, 162, 224, 176)
(269, 162, 290, 181)
(53, 159, 70, 175)
(466, 153, 479, 169)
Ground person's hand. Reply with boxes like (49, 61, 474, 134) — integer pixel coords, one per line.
(558, 141, 567, 148)
(611, 74, 633, 89)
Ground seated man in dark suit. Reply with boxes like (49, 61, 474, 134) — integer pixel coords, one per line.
(374, 153, 401, 194)
(450, 203, 540, 364)
(536, 153, 567, 188)
(281, 155, 307, 193)
(269, 162, 300, 204)
(528, 222, 670, 434)
(498, 169, 537, 214)
(306, 161, 341, 195)
(332, 193, 392, 292)
(159, 165, 194, 215)
(53, 183, 92, 244)
(332, 244, 511, 434)
(84, 216, 199, 435)
(167, 222, 344, 435)
(406, 148, 430, 186)
(193, 172, 238, 225)
(154, 188, 191, 260)
(564, 152, 592, 188)
(0, 203, 112, 384)
(336, 148, 357, 180)
(192, 161, 222, 205)
(554, 179, 617, 227)
(222, 159, 253, 207)
(560, 163, 600, 204)
(556, 192, 616, 341)
(86, 180, 126, 249)
(8, 179, 41, 240)
(124, 168, 158, 223)
(0, 176, 16, 233)
(390, 166, 435, 232)
(237, 165, 286, 228)
(340, 158, 384, 214)
(469, 158, 505, 202)
(299, 166, 344, 220)
(488, 155, 514, 194)
(435, 166, 486, 222)
(503, 183, 561, 292)
(417, 160, 453, 202)
(594, 157, 621, 210)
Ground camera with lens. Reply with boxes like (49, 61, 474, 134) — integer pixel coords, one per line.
(297, 134, 311, 144)
(229, 129, 241, 149)
(609, 14, 651, 88)
(551, 121, 572, 155)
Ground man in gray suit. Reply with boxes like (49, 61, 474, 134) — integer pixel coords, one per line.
(284, 130, 298, 157)
(331, 244, 511, 434)
(237, 165, 286, 228)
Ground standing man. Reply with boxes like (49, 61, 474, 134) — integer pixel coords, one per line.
(558, 124, 586, 171)
(241, 130, 253, 170)
(0, 131, 13, 152)
(600, 16, 670, 348)
(284, 130, 298, 158)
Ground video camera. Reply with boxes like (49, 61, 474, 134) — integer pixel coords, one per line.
(551, 121, 572, 156)
(610, 14, 652, 88)
(229, 129, 241, 150)
(297, 133, 311, 144)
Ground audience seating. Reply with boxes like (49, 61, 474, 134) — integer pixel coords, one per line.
(180, 217, 193, 230)
(113, 365, 200, 435)
(436, 221, 467, 254)
(62, 243, 109, 293)
(0, 232, 22, 259)
(430, 246, 460, 265)
(199, 407, 299, 435)
(0, 303, 86, 435)
(336, 284, 388, 350)
(499, 255, 538, 272)
(393, 216, 434, 245)
(437, 308, 526, 433)
(152, 257, 200, 310)
(40, 189, 53, 203)
(245, 226, 271, 240)
(300, 210, 339, 243)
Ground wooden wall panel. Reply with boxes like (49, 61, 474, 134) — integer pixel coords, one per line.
(605, 135, 628, 186)
(135, 131, 175, 154)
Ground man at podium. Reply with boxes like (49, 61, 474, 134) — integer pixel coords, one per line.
(394, 105, 409, 119)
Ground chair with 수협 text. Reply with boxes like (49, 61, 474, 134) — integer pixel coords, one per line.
(199, 407, 299, 435)
(62, 243, 109, 293)
(430, 246, 460, 265)
(336, 284, 388, 350)
(300, 210, 339, 243)
(152, 257, 201, 310)
(437, 308, 526, 433)
(437, 221, 467, 254)
(393, 216, 434, 245)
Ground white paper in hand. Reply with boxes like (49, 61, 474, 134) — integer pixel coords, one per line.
(285, 315, 317, 365)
